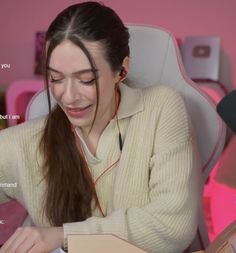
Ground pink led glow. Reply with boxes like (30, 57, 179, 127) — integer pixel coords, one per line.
(199, 83, 236, 242)
(210, 179, 236, 240)
(203, 158, 236, 242)
(200, 85, 225, 104)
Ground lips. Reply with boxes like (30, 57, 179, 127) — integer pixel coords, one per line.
(67, 105, 90, 112)
(65, 105, 92, 118)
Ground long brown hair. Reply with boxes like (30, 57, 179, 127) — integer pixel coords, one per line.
(40, 1, 130, 225)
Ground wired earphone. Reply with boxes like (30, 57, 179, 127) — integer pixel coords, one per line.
(71, 67, 127, 217)
(116, 66, 127, 151)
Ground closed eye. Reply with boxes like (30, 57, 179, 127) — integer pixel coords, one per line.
(80, 79, 95, 85)
(49, 76, 64, 83)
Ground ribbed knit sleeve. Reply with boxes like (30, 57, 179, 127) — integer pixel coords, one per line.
(0, 126, 17, 203)
(0, 168, 10, 203)
(63, 87, 202, 253)
(0, 117, 46, 208)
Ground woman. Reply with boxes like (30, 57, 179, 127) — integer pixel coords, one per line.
(0, 2, 201, 253)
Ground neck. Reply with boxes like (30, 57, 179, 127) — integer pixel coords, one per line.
(81, 86, 120, 154)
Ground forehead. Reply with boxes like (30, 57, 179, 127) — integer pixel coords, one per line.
(49, 40, 105, 74)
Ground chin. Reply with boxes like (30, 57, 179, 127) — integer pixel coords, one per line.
(67, 116, 91, 130)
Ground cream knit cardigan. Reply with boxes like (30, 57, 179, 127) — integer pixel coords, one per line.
(0, 84, 202, 253)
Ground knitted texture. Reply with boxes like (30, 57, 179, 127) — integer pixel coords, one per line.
(0, 85, 202, 253)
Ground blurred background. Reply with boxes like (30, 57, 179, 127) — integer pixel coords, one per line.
(1, 0, 235, 89)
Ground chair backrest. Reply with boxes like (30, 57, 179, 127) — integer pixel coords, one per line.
(127, 25, 226, 181)
(26, 24, 226, 183)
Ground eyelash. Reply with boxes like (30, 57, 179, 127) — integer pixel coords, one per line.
(80, 79, 95, 85)
(49, 77, 63, 83)
(49, 77, 95, 85)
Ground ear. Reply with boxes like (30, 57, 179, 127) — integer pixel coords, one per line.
(115, 56, 130, 83)
(121, 56, 130, 75)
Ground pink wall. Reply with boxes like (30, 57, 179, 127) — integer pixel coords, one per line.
(0, 0, 236, 90)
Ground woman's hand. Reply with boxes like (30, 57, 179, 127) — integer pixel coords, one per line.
(0, 226, 64, 253)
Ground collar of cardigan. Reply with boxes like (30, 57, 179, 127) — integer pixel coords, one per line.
(116, 83, 144, 120)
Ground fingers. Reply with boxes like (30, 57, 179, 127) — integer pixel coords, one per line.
(0, 226, 63, 253)
(10, 237, 35, 253)
(0, 228, 27, 253)
(28, 243, 47, 253)
(0, 227, 47, 253)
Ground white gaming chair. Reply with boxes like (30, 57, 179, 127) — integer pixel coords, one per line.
(25, 25, 226, 251)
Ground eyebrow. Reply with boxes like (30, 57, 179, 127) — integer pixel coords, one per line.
(47, 66, 98, 75)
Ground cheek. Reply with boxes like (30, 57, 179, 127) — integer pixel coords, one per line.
(49, 84, 63, 102)
(98, 80, 116, 101)
(85, 88, 97, 104)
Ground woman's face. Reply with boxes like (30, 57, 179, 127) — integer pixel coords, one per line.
(48, 40, 121, 133)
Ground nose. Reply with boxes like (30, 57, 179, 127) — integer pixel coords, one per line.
(62, 78, 81, 104)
